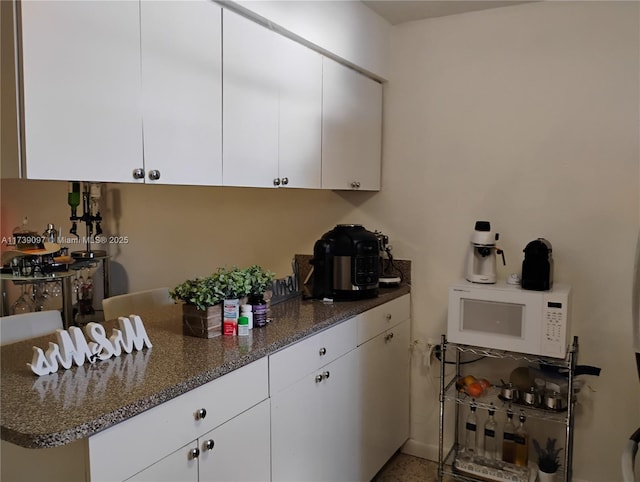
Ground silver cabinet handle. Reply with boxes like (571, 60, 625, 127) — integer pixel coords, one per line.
(196, 408, 207, 420)
(384, 332, 394, 342)
(273, 178, 281, 186)
(323, 371, 330, 380)
(386, 313, 392, 321)
(190, 447, 200, 459)
(315, 373, 324, 383)
(132, 168, 145, 180)
(204, 439, 215, 451)
(281, 177, 289, 186)
(319, 347, 327, 356)
(148, 169, 161, 181)
(350, 181, 358, 189)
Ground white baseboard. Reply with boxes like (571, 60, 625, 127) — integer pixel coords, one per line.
(400, 438, 438, 462)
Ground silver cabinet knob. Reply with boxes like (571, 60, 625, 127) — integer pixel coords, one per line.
(350, 181, 361, 189)
(205, 439, 215, 451)
(132, 168, 145, 180)
(385, 313, 392, 321)
(281, 177, 289, 186)
(148, 169, 161, 181)
(190, 447, 200, 459)
(384, 332, 394, 342)
(196, 408, 207, 420)
(273, 178, 281, 186)
(315, 374, 324, 383)
(319, 347, 327, 356)
(323, 371, 330, 380)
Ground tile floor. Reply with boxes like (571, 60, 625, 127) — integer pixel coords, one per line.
(372, 452, 440, 481)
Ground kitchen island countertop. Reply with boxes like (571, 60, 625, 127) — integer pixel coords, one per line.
(1, 285, 410, 449)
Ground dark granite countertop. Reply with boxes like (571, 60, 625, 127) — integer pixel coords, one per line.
(1, 285, 410, 449)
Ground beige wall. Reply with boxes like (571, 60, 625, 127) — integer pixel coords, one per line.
(0, 180, 377, 294)
(1, 1, 638, 480)
(372, 1, 638, 480)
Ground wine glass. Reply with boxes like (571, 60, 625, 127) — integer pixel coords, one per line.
(11, 285, 33, 314)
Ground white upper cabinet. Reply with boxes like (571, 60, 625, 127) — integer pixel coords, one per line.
(140, 1, 222, 185)
(222, 10, 322, 189)
(18, 1, 143, 182)
(321, 58, 383, 191)
(277, 35, 322, 189)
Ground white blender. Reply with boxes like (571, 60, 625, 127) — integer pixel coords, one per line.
(465, 221, 505, 284)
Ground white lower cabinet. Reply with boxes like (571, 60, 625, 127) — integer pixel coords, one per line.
(128, 400, 270, 482)
(270, 294, 411, 481)
(271, 349, 360, 482)
(88, 358, 269, 481)
(358, 318, 411, 481)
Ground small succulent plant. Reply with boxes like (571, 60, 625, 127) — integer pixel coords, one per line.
(533, 437, 562, 474)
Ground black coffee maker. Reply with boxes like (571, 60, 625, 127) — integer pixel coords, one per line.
(311, 224, 379, 300)
(521, 238, 553, 291)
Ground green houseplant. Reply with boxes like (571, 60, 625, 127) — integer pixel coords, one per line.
(171, 265, 274, 338)
(533, 437, 562, 480)
(245, 265, 275, 298)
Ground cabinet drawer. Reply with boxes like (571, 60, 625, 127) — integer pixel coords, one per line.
(269, 317, 356, 394)
(88, 358, 268, 481)
(356, 294, 410, 346)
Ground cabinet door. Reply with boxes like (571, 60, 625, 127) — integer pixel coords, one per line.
(321, 58, 382, 191)
(271, 350, 359, 482)
(199, 400, 270, 482)
(19, 1, 142, 182)
(222, 10, 279, 187)
(277, 36, 322, 189)
(140, 1, 222, 185)
(126, 441, 198, 482)
(358, 319, 411, 481)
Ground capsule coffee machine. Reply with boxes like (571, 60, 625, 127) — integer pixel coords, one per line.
(465, 221, 504, 284)
(311, 224, 379, 300)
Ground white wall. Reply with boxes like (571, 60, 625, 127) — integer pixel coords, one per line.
(353, 2, 638, 480)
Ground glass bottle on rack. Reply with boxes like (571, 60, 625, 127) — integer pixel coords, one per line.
(514, 410, 529, 467)
(483, 403, 498, 460)
(502, 408, 516, 464)
(464, 401, 478, 456)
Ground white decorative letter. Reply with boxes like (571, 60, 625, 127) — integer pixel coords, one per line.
(86, 322, 116, 361)
(27, 346, 54, 376)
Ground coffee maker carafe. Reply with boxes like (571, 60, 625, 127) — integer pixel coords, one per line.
(465, 221, 504, 284)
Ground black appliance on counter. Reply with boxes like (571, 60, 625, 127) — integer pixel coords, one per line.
(311, 224, 380, 300)
(521, 238, 554, 291)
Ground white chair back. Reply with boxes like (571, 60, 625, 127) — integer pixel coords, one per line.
(102, 287, 173, 321)
(0, 310, 64, 345)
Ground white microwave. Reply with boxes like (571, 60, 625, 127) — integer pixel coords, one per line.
(447, 280, 572, 358)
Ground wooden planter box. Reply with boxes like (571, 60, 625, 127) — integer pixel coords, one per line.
(182, 304, 222, 339)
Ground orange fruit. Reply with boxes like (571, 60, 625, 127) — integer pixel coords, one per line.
(479, 378, 491, 390)
(465, 382, 484, 398)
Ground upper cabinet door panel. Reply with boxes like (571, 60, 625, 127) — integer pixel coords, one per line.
(19, 1, 142, 182)
(222, 10, 279, 188)
(140, 1, 222, 186)
(277, 35, 322, 189)
(321, 58, 382, 191)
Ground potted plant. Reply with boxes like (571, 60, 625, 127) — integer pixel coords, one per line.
(171, 266, 274, 338)
(245, 265, 275, 300)
(533, 437, 562, 482)
(170, 275, 227, 338)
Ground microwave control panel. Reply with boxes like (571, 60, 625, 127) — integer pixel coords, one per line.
(542, 300, 567, 356)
